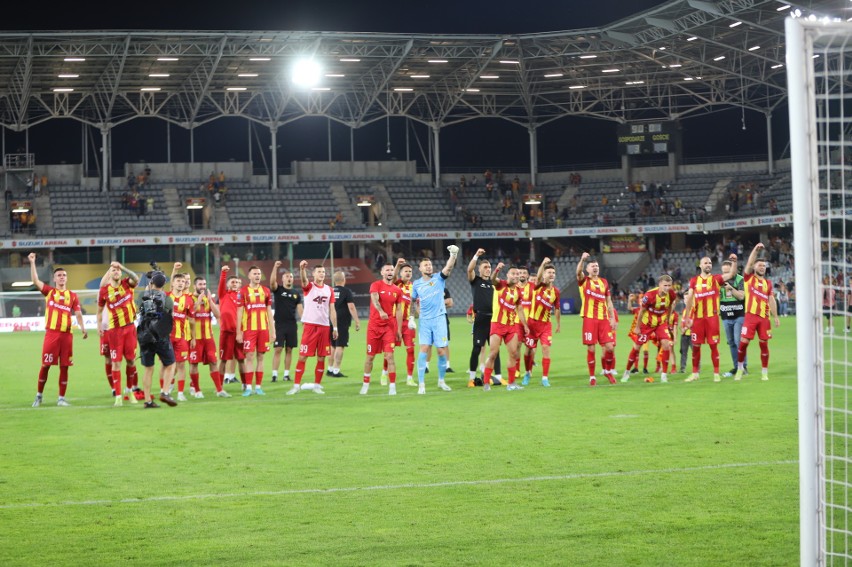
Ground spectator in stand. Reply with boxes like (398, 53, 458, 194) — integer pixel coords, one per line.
(769, 198, 779, 215)
(484, 169, 492, 185)
(486, 181, 494, 200)
(4, 186, 12, 207)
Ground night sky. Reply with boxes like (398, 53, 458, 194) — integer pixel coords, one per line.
(0, 1, 784, 169)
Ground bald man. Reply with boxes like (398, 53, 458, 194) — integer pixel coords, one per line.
(327, 270, 361, 377)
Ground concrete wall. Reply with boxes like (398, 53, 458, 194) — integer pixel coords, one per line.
(292, 160, 415, 180)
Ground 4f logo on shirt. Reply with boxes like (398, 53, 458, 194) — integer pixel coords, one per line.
(312, 296, 328, 305)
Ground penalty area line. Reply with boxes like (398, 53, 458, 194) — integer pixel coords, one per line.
(0, 459, 797, 510)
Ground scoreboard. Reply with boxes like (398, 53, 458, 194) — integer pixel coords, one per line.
(616, 121, 677, 155)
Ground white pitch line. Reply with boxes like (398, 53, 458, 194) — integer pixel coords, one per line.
(0, 459, 797, 510)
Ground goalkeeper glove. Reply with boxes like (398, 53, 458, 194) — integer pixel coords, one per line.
(408, 316, 417, 330)
(447, 244, 459, 257)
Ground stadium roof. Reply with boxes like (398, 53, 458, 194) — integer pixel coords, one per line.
(0, 0, 843, 132)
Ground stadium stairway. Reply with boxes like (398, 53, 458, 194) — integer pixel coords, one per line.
(329, 184, 362, 228)
(705, 177, 734, 219)
(34, 193, 54, 235)
(211, 201, 233, 232)
(162, 188, 191, 232)
(370, 184, 403, 229)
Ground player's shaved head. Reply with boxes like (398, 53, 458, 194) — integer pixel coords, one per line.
(333, 270, 346, 284)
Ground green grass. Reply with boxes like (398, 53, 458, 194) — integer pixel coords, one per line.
(0, 315, 800, 566)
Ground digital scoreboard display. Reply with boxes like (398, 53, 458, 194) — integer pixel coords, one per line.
(617, 121, 676, 155)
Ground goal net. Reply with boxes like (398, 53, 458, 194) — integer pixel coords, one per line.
(787, 16, 852, 567)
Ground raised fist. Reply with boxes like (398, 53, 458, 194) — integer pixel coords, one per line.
(396, 257, 406, 265)
(542, 257, 551, 265)
(27, 252, 36, 263)
(475, 248, 486, 257)
(221, 265, 230, 273)
(273, 260, 282, 268)
(299, 260, 308, 269)
(173, 262, 182, 270)
(581, 252, 590, 260)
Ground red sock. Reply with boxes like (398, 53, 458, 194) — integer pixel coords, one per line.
(524, 352, 533, 372)
(692, 346, 701, 373)
(737, 342, 748, 364)
(626, 348, 639, 372)
(190, 372, 200, 392)
(315, 360, 325, 383)
(759, 341, 769, 369)
(388, 371, 396, 384)
(105, 363, 113, 389)
(239, 370, 247, 386)
(483, 367, 493, 385)
(212, 370, 223, 392)
(363, 373, 370, 384)
(112, 370, 122, 395)
(245, 372, 254, 387)
(383, 359, 388, 372)
(643, 350, 649, 370)
(178, 378, 185, 393)
(508, 364, 517, 384)
(295, 360, 306, 385)
(407, 347, 415, 376)
(255, 371, 263, 386)
(58, 366, 69, 397)
(37, 366, 49, 394)
(159, 378, 164, 390)
(661, 349, 670, 371)
(126, 365, 138, 389)
(542, 357, 551, 377)
(604, 351, 614, 372)
(587, 350, 596, 377)
(709, 343, 720, 373)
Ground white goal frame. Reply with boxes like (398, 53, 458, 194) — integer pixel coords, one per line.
(787, 16, 852, 567)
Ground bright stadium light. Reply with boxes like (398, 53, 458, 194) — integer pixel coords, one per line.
(291, 58, 322, 87)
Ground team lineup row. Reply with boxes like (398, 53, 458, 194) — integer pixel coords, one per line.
(26, 241, 780, 407)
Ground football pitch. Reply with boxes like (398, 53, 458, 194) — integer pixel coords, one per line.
(0, 315, 799, 566)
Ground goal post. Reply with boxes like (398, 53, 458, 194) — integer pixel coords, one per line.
(787, 16, 852, 567)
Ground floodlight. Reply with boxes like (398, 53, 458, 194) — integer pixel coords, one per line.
(292, 59, 322, 88)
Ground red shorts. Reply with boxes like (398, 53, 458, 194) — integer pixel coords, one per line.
(190, 337, 218, 365)
(635, 323, 671, 345)
(300, 323, 331, 358)
(219, 330, 245, 361)
(100, 333, 109, 357)
(242, 329, 270, 354)
(367, 323, 396, 355)
(42, 330, 73, 366)
(525, 319, 552, 348)
(490, 322, 519, 343)
(582, 318, 614, 345)
(171, 338, 190, 362)
(690, 317, 720, 345)
(106, 325, 137, 363)
(741, 314, 772, 341)
(395, 327, 415, 348)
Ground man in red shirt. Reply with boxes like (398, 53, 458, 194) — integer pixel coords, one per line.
(622, 275, 677, 383)
(167, 264, 194, 401)
(524, 258, 561, 387)
(682, 254, 737, 383)
(189, 275, 228, 397)
(236, 265, 275, 396)
(392, 258, 416, 386)
(29, 253, 88, 407)
(360, 263, 404, 395)
(97, 261, 139, 407)
(734, 243, 781, 381)
(577, 253, 617, 386)
(481, 262, 529, 391)
(217, 265, 245, 386)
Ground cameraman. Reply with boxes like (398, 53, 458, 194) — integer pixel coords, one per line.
(137, 271, 178, 408)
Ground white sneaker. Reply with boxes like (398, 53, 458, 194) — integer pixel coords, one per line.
(313, 384, 325, 394)
(359, 383, 370, 395)
(177, 392, 188, 402)
(684, 373, 699, 383)
(32, 394, 42, 408)
(114, 396, 123, 407)
(437, 381, 452, 391)
(380, 374, 388, 386)
(417, 384, 426, 395)
(406, 377, 416, 387)
(286, 385, 301, 395)
(194, 391, 205, 399)
(189, 386, 196, 396)
(216, 390, 232, 398)
(389, 384, 397, 396)
(506, 384, 524, 391)
(621, 371, 631, 383)
(483, 383, 491, 392)
(57, 397, 70, 407)
(660, 374, 668, 383)
(713, 374, 721, 383)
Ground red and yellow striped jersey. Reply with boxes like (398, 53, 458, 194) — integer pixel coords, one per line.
(169, 292, 194, 340)
(744, 273, 773, 319)
(395, 279, 413, 320)
(640, 287, 677, 327)
(238, 284, 271, 331)
(578, 275, 611, 320)
(529, 284, 560, 323)
(519, 282, 534, 318)
(687, 274, 724, 318)
(98, 278, 137, 329)
(491, 280, 521, 325)
(41, 285, 80, 333)
(192, 293, 215, 340)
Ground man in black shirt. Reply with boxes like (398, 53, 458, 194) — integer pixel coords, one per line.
(328, 270, 361, 377)
(466, 248, 501, 387)
(269, 261, 303, 382)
